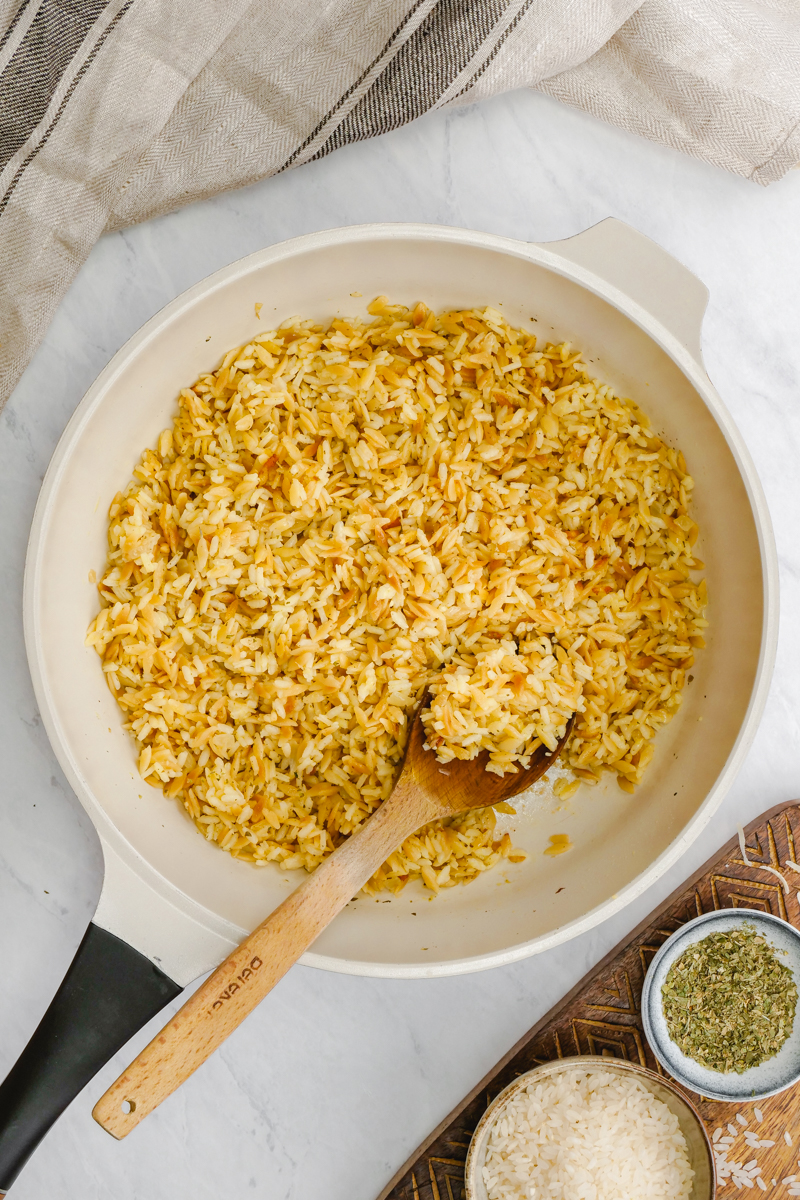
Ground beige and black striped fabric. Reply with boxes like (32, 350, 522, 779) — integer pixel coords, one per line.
(1, 0, 799, 405)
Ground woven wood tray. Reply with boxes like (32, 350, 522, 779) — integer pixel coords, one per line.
(378, 801, 800, 1199)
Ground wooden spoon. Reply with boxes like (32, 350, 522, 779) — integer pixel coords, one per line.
(92, 704, 573, 1137)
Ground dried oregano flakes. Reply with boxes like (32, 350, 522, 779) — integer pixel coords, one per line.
(661, 924, 798, 1074)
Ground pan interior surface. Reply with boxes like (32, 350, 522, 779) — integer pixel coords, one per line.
(27, 228, 768, 974)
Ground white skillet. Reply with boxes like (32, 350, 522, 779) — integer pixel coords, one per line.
(0, 219, 777, 1191)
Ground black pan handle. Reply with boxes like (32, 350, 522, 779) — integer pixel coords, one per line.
(0, 922, 182, 1194)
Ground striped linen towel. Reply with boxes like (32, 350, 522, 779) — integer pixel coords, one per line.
(1, 0, 798, 406)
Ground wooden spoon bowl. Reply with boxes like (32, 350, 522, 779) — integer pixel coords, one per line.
(399, 701, 574, 819)
(92, 704, 574, 1137)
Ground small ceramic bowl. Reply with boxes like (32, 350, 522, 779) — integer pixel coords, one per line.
(642, 908, 800, 1102)
(464, 1055, 714, 1200)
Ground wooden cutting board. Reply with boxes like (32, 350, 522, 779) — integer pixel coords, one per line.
(378, 801, 800, 1199)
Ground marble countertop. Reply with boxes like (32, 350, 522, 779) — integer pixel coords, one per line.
(2, 88, 799, 1199)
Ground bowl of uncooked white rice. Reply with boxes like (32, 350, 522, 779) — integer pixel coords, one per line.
(465, 1055, 714, 1200)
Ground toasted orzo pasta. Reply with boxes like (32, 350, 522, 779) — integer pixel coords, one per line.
(86, 299, 706, 894)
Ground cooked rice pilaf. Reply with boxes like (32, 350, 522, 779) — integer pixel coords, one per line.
(86, 298, 707, 894)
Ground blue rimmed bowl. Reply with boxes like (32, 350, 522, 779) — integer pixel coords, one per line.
(642, 908, 800, 1102)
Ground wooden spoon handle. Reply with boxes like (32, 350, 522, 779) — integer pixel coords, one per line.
(91, 776, 433, 1138)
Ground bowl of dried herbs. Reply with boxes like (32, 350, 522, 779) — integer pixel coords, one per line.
(642, 909, 800, 1102)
